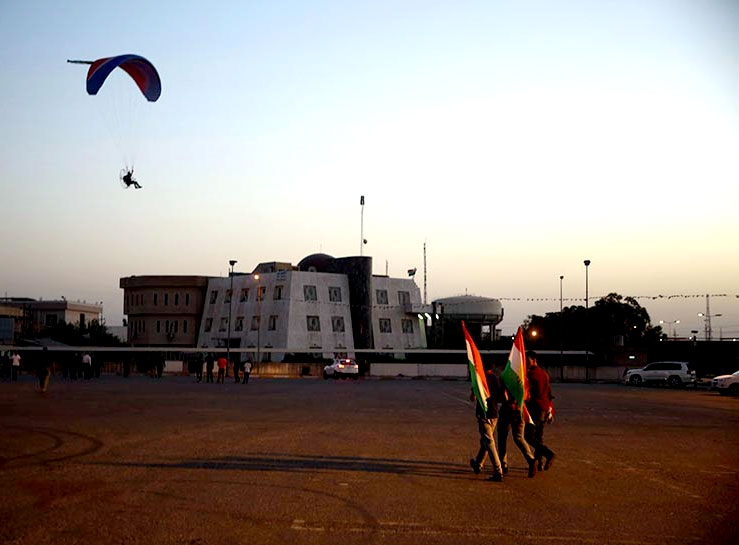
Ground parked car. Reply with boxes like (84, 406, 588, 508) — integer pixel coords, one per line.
(323, 358, 359, 379)
(622, 361, 696, 387)
(711, 370, 739, 395)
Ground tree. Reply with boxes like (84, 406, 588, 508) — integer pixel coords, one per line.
(523, 293, 663, 353)
(36, 319, 125, 347)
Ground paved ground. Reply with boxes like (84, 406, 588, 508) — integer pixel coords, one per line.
(1, 375, 738, 545)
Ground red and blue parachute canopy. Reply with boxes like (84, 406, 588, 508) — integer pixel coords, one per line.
(83, 54, 161, 102)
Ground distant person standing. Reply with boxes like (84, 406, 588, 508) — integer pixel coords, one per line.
(11, 351, 21, 381)
(37, 347, 52, 393)
(233, 357, 241, 384)
(205, 353, 215, 383)
(242, 360, 252, 384)
(216, 355, 227, 384)
(194, 352, 205, 382)
(525, 351, 556, 471)
(82, 352, 92, 380)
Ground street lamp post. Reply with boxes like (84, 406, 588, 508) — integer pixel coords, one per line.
(559, 275, 564, 366)
(583, 260, 590, 372)
(227, 260, 237, 373)
(254, 273, 261, 367)
(659, 319, 681, 340)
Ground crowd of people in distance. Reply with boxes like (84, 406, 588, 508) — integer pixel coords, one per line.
(470, 350, 556, 482)
(189, 353, 252, 384)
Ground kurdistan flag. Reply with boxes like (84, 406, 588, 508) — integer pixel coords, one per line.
(462, 320, 489, 414)
(500, 326, 528, 412)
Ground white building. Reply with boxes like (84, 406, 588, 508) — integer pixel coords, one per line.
(197, 254, 430, 362)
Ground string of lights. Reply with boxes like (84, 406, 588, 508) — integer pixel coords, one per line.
(496, 293, 738, 303)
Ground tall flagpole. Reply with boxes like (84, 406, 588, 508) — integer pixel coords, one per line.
(423, 241, 427, 305)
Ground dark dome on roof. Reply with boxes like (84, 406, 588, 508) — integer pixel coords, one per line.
(297, 253, 336, 272)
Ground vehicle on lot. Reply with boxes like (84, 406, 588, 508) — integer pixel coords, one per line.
(711, 370, 739, 395)
(622, 361, 696, 387)
(323, 358, 359, 379)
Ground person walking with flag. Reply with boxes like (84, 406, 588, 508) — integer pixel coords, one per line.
(498, 327, 538, 478)
(525, 350, 556, 471)
(469, 366, 506, 481)
(462, 321, 505, 482)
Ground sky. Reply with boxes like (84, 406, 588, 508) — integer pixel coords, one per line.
(1, 0, 738, 338)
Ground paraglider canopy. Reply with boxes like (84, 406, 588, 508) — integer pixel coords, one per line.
(68, 54, 161, 102)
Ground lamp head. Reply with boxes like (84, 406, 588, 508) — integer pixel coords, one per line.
(584, 260, 591, 267)
(229, 260, 237, 267)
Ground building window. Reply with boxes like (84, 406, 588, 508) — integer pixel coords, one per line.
(209, 290, 218, 304)
(268, 315, 277, 331)
(204, 318, 212, 332)
(80, 314, 85, 328)
(251, 316, 260, 330)
(224, 289, 232, 304)
(331, 316, 345, 332)
(376, 289, 389, 305)
(165, 320, 170, 332)
(234, 317, 244, 331)
(240, 288, 249, 302)
(173, 320, 178, 333)
(258, 286, 266, 301)
(175, 293, 180, 306)
(154, 293, 158, 306)
(273, 285, 284, 300)
(398, 291, 410, 305)
(307, 315, 321, 331)
(379, 318, 392, 333)
(304, 285, 318, 301)
(183, 320, 187, 333)
(329, 287, 342, 302)
(185, 293, 190, 306)
(219, 317, 228, 332)
(156, 320, 161, 333)
(164, 293, 169, 306)
(402, 319, 414, 334)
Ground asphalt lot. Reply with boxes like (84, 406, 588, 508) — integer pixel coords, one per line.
(1, 375, 738, 545)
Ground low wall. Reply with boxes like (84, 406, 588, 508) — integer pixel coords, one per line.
(105, 359, 629, 383)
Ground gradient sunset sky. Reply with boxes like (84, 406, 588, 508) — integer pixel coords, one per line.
(2, 0, 737, 337)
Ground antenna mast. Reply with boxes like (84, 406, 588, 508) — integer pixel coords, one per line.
(423, 241, 427, 305)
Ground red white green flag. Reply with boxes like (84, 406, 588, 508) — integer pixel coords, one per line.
(462, 320, 489, 414)
(501, 326, 528, 413)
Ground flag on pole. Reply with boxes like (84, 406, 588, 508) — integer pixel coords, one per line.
(501, 326, 529, 417)
(462, 321, 489, 414)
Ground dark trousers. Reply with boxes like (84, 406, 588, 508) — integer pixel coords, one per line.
(524, 410, 554, 462)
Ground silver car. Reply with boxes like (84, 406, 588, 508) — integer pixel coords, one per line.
(623, 361, 696, 387)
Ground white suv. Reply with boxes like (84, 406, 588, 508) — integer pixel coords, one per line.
(623, 361, 696, 387)
(711, 371, 739, 396)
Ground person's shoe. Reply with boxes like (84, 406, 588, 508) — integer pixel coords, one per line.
(469, 458, 481, 475)
(487, 473, 503, 482)
(544, 453, 556, 471)
(501, 463, 508, 475)
(528, 460, 538, 478)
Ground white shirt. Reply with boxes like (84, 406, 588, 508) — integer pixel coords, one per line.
(11, 354, 21, 367)
(243, 362, 252, 373)
(82, 354, 92, 366)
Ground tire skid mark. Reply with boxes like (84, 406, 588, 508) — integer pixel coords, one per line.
(0, 425, 104, 469)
